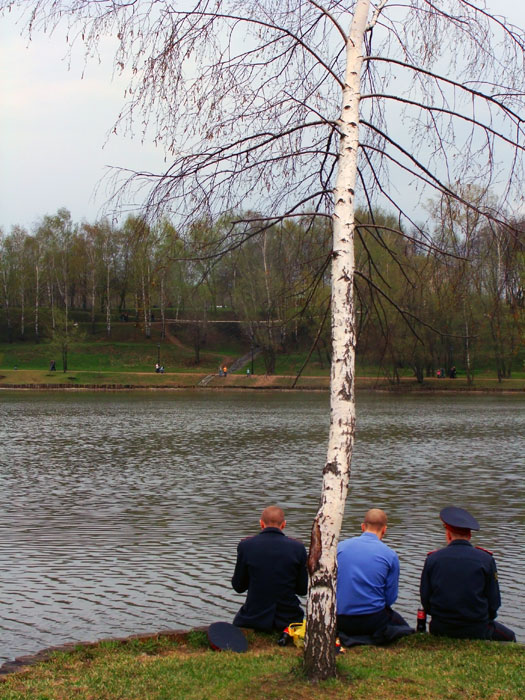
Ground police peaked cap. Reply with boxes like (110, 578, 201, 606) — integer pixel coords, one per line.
(440, 506, 480, 531)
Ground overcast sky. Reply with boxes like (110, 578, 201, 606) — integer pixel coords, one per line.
(1, 1, 524, 233)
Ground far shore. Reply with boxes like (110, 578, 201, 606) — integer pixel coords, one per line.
(0, 369, 523, 393)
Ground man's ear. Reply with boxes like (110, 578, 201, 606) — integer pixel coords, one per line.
(260, 519, 266, 530)
(280, 520, 286, 530)
(361, 522, 366, 533)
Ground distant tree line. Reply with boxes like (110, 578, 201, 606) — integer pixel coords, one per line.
(0, 201, 523, 380)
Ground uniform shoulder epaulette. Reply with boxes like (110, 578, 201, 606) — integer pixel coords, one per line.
(426, 549, 438, 556)
(475, 545, 493, 555)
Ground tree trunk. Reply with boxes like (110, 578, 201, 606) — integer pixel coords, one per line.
(20, 282, 25, 339)
(160, 274, 166, 339)
(2, 268, 12, 343)
(142, 268, 151, 338)
(192, 322, 201, 364)
(34, 263, 40, 341)
(414, 363, 424, 383)
(91, 267, 96, 334)
(56, 263, 69, 334)
(48, 279, 55, 331)
(463, 309, 473, 386)
(106, 262, 111, 337)
(304, 0, 369, 682)
(262, 344, 276, 375)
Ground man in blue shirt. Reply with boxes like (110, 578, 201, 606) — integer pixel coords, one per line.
(336, 508, 409, 637)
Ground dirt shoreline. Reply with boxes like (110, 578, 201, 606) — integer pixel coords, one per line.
(0, 381, 523, 393)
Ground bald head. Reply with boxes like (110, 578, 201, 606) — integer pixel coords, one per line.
(362, 508, 388, 538)
(260, 506, 286, 529)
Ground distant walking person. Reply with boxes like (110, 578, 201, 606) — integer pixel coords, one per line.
(420, 507, 516, 641)
(232, 506, 307, 632)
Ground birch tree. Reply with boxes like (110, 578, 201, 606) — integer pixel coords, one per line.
(0, 230, 14, 343)
(27, 232, 43, 341)
(4, 0, 525, 680)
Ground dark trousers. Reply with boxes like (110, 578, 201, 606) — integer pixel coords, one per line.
(337, 606, 408, 636)
(488, 621, 516, 642)
(430, 618, 516, 642)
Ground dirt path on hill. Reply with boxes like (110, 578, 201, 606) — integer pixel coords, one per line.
(163, 325, 186, 348)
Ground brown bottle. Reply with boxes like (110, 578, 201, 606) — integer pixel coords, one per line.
(416, 608, 427, 632)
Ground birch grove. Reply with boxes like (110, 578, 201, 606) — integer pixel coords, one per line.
(2, 0, 524, 680)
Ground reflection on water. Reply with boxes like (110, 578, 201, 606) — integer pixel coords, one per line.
(0, 391, 523, 661)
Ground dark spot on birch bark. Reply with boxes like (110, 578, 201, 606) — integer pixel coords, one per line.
(338, 382, 352, 401)
(307, 519, 322, 576)
(313, 573, 335, 588)
(323, 460, 338, 476)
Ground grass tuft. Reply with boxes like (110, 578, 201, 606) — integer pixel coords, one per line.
(0, 633, 522, 700)
(185, 631, 210, 649)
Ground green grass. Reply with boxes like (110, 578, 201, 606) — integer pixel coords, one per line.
(0, 368, 523, 392)
(0, 340, 232, 374)
(0, 633, 522, 699)
(0, 331, 523, 390)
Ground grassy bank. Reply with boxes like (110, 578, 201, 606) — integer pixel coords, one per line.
(0, 631, 523, 699)
(0, 368, 524, 392)
(1, 330, 524, 392)
(2, 325, 524, 381)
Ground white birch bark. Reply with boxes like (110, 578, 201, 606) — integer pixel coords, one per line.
(106, 246, 111, 337)
(20, 281, 25, 338)
(55, 262, 68, 333)
(464, 310, 472, 384)
(64, 267, 69, 335)
(304, 0, 370, 680)
(47, 278, 55, 331)
(160, 273, 166, 338)
(91, 267, 96, 332)
(1, 267, 11, 342)
(34, 262, 39, 340)
(142, 265, 151, 338)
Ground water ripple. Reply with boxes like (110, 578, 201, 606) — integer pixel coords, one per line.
(0, 391, 523, 661)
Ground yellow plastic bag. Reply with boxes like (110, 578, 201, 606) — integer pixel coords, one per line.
(287, 620, 306, 648)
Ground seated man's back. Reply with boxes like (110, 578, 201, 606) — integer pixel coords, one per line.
(337, 508, 409, 637)
(420, 506, 516, 641)
(232, 506, 308, 632)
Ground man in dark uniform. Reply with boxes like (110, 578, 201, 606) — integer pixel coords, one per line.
(231, 505, 308, 632)
(420, 507, 516, 641)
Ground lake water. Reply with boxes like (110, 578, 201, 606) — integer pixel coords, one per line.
(0, 390, 523, 662)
